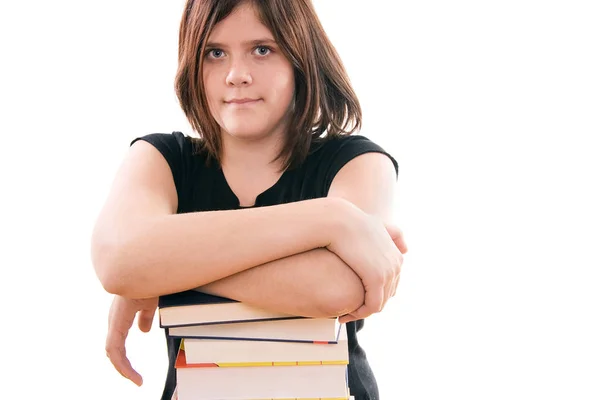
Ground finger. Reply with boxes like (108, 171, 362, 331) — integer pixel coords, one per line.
(107, 297, 118, 326)
(106, 324, 143, 386)
(390, 273, 400, 297)
(339, 310, 363, 324)
(364, 284, 384, 314)
(106, 324, 139, 383)
(106, 298, 141, 385)
(383, 280, 393, 309)
(137, 308, 155, 333)
(391, 274, 399, 297)
(342, 300, 376, 323)
(385, 224, 408, 254)
(339, 312, 359, 324)
(107, 315, 136, 348)
(106, 341, 143, 386)
(392, 234, 408, 254)
(392, 256, 403, 298)
(380, 281, 393, 312)
(346, 307, 370, 322)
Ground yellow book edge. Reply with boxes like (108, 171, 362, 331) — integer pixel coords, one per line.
(177, 340, 348, 367)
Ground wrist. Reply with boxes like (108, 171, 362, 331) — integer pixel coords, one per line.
(318, 196, 356, 247)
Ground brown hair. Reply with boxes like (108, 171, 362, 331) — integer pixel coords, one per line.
(175, 0, 362, 170)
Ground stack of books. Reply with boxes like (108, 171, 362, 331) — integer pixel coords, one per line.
(159, 289, 354, 400)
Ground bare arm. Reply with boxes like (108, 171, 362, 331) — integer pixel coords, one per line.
(196, 152, 401, 318)
(91, 140, 349, 299)
(198, 248, 364, 318)
(327, 152, 403, 322)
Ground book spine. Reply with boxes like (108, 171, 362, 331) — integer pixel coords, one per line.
(194, 397, 351, 400)
(172, 334, 339, 344)
(182, 360, 349, 368)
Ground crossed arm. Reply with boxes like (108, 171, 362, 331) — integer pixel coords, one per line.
(98, 149, 406, 386)
(197, 152, 402, 318)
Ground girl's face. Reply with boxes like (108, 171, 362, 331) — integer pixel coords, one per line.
(202, 3, 295, 143)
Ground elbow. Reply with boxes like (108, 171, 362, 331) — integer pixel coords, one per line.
(321, 287, 364, 317)
(91, 233, 135, 297)
(318, 274, 365, 317)
(97, 269, 128, 297)
(91, 243, 125, 295)
(312, 250, 365, 317)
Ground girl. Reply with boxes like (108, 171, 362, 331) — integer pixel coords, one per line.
(92, 1, 407, 399)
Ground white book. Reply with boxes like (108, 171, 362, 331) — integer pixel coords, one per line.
(175, 348, 349, 400)
(183, 325, 348, 364)
(176, 364, 349, 400)
(169, 317, 342, 343)
(172, 388, 353, 400)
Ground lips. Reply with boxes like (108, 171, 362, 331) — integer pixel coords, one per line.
(226, 98, 261, 104)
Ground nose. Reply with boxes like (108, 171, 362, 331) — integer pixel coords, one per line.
(225, 58, 253, 86)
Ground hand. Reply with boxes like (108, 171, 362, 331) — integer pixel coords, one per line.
(105, 295, 158, 386)
(340, 223, 407, 323)
(327, 201, 406, 323)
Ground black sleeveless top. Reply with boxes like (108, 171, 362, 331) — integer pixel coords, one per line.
(130, 131, 398, 400)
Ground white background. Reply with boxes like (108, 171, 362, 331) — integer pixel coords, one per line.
(1, 1, 599, 399)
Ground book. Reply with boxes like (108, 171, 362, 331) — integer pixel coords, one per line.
(159, 290, 304, 327)
(182, 324, 348, 364)
(175, 346, 349, 400)
(163, 292, 355, 399)
(172, 387, 353, 400)
(168, 315, 342, 343)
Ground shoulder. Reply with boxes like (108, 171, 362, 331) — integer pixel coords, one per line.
(303, 134, 398, 195)
(130, 131, 193, 155)
(128, 131, 212, 166)
(309, 134, 398, 175)
(128, 131, 208, 203)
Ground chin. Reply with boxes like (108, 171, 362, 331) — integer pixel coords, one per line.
(222, 122, 273, 141)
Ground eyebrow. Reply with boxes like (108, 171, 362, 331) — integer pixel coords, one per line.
(205, 38, 277, 48)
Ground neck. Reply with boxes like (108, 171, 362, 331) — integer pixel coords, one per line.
(218, 130, 288, 207)
(220, 132, 285, 174)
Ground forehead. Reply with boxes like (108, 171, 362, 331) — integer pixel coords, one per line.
(208, 3, 274, 43)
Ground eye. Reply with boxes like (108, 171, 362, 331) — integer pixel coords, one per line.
(206, 49, 224, 59)
(254, 46, 272, 56)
